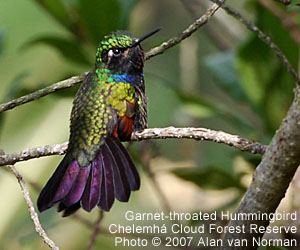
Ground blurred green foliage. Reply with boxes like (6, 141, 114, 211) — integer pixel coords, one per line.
(290, 0, 300, 8)
(0, 0, 299, 249)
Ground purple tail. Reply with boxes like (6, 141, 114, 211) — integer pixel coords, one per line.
(37, 136, 140, 216)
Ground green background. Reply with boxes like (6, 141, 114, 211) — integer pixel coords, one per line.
(0, 0, 299, 249)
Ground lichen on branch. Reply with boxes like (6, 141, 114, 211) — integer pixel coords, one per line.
(0, 127, 266, 167)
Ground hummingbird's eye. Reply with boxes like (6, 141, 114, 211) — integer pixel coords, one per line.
(107, 48, 125, 61)
(112, 48, 122, 56)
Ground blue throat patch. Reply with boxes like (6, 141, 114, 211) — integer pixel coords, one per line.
(112, 73, 142, 84)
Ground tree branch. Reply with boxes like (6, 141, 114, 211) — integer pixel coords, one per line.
(139, 143, 195, 249)
(0, 127, 266, 166)
(145, 0, 224, 60)
(85, 210, 104, 250)
(222, 90, 300, 248)
(8, 165, 59, 250)
(0, 73, 87, 113)
(0, 1, 224, 113)
(210, 0, 300, 85)
(0, 142, 68, 166)
(180, 0, 233, 51)
(133, 127, 266, 154)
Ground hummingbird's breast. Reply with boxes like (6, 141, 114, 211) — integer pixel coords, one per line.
(69, 70, 137, 165)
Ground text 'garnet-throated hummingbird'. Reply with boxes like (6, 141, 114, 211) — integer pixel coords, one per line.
(37, 28, 161, 216)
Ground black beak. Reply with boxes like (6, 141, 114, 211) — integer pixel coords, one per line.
(130, 27, 161, 48)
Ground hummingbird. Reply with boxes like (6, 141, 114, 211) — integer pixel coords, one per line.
(37, 28, 160, 216)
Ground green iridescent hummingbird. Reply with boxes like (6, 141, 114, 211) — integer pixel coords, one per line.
(37, 28, 160, 216)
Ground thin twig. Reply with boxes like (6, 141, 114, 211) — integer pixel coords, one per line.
(140, 141, 206, 250)
(145, 164, 197, 250)
(0, 142, 68, 166)
(0, 1, 224, 113)
(145, 0, 224, 60)
(147, 169, 173, 213)
(210, 0, 300, 85)
(0, 73, 87, 113)
(4, 167, 188, 250)
(180, 0, 232, 50)
(8, 165, 59, 250)
(0, 127, 266, 166)
(85, 210, 104, 250)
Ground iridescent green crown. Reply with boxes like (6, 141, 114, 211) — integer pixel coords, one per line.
(96, 31, 134, 63)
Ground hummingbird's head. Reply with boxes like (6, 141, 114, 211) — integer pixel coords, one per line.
(96, 28, 160, 75)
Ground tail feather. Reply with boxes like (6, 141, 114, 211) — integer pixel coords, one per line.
(110, 136, 140, 190)
(98, 146, 115, 211)
(58, 202, 81, 217)
(63, 164, 91, 207)
(37, 153, 77, 212)
(53, 160, 80, 203)
(81, 158, 102, 212)
(105, 139, 131, 202)
(37, 135, 140, 215)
